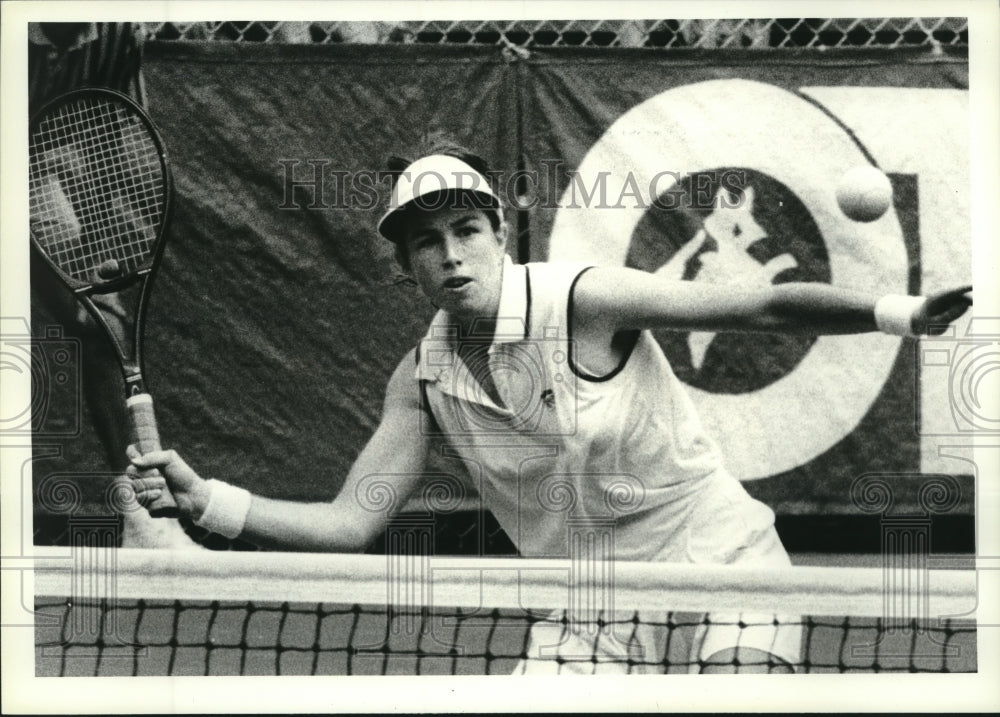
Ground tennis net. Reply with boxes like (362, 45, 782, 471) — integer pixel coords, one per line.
(33, 547, 977, 676)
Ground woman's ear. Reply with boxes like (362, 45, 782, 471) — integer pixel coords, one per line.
(495, 218, 510, 250)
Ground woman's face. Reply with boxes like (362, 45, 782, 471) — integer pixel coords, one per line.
(401, 207, 507, 324)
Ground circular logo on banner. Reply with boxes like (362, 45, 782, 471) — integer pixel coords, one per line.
(626, 168, 830, 393)
(548, 79, 909, 481)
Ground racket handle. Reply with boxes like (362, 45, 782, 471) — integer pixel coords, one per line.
(126, 393, 178, 518)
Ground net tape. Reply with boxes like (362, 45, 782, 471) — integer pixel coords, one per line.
(29, 97, 166, 282)
(34, 548, 977, 675)
(143, 18, 968, 49)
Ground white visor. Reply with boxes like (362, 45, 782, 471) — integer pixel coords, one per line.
(377, 154, 502, 242)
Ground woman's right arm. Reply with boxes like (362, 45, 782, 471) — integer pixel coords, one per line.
(129, 350, 430, 552)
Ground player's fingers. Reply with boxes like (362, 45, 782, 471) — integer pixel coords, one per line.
(125, 454, 162, 481)
(947, 289, 973, 307)
(928, 285, 973, 308)
(131, 475, 168, 494)
(950, 298, 971, 317)
(129, 448, 179, 469)
(133, 488, 163, 507)
(933, 299, 970, 321)
(924, 299, 972, 335)
(125, 470, 166, 508)
(925, 290, 972, 321)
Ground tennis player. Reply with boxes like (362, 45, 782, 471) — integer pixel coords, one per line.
(129, 145, 972, 673)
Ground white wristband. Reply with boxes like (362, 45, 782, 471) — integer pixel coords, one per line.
(874, 294, 926, 337)
(194, 479, 252, 538)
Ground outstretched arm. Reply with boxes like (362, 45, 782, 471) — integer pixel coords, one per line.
(129, 350, 430, 552)
(573, 267, 971, 337)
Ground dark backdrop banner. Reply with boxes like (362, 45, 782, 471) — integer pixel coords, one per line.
(31, 43, 972, 521)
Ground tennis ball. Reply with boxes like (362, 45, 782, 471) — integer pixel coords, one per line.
(97, 259, 121, 280)
(836, 166, 893, 222)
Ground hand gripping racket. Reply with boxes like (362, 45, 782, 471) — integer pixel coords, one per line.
(29, 88, 177, 517)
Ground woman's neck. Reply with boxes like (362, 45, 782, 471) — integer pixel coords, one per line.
(452, 315, 496, 346)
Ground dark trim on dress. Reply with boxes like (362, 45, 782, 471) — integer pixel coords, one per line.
(523, 264, 533, 340)
(567, 267, 640, 383)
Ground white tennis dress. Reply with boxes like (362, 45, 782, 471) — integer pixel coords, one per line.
(415, 257, 801, 673)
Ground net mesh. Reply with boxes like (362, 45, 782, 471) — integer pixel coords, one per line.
(29, 95, 166, 283)
(33, 548, 977, 676)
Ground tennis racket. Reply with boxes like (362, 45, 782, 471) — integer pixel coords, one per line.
(29, 87, 177, 517)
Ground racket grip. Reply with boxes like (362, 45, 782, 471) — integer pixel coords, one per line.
(126, 393, 178, 518)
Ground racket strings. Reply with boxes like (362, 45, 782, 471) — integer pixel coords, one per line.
(30, 97, 167, 282)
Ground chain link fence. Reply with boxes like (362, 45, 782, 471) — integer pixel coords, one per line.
(144, 18, 967, 49)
